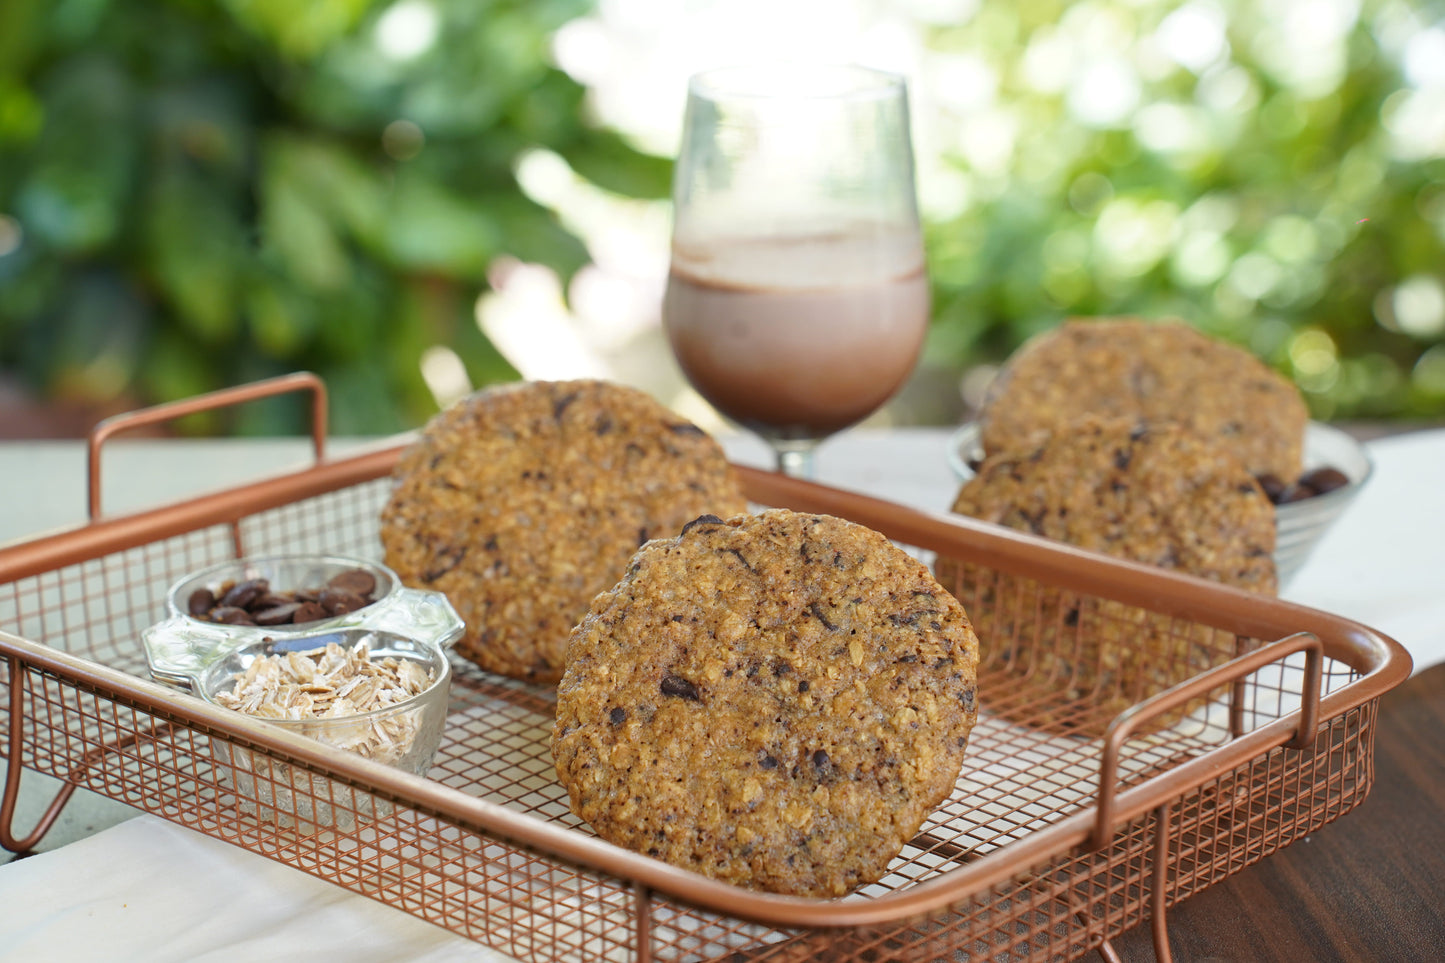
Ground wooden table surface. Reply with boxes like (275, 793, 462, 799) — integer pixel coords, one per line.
(1112, 661, 1445, 962)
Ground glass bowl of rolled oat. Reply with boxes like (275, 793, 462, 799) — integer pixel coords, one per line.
(143, 554, 464, 690)
(195, 628, 452, 828)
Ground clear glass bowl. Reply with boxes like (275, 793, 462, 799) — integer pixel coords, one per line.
(142, 553, 463, 688)
(195, 628, 452, 830)
(945, 421, 1372, 586)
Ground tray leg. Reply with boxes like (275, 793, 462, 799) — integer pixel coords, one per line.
(2, 657, 78, 853)
(1148, 802, 1175, 963)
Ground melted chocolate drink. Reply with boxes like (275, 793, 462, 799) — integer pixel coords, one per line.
(664, 232, 929, 440)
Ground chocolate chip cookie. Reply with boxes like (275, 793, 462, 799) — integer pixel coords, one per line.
(380, 380, 747, 683)
(552, 510, 980, 898)
(935, 418, 1276, 730)
(979, 318, 1308, 482)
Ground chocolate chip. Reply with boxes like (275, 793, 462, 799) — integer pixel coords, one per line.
(319, 588, 366, 615)
(423, 545, 468, 582)
(294, 601, 327, 623)
(187, 588, 215, 617)
(797, 680, 810, 693)
(809, 602, 838, 632)
(552, 390, 579, 421)
(1114, 448, 1132, 471)
(660, 674, 701, 701)
(1300, 466, 1350, 495)
(253, 602, 303, 626)
(1278, 483, 1316, 504)
(211, 606, 254, 625)
(811, 750, 831, 775)
(759, 753, 778, 770)
(328, 568, 377, 597)
(220, 579, 268, 609)
(1255, 473, 1287, 502)
(609, 707, 627, 727)
(725, 548, 753, 571)
(681, 514, 725, 536)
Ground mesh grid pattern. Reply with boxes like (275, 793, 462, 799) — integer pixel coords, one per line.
(1, 461, 1386, 962)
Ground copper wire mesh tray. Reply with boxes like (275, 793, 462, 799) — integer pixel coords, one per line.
(0, 376, 1412, 962)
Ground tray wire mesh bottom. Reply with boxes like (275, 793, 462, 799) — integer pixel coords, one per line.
(1, 472, 1379, 962)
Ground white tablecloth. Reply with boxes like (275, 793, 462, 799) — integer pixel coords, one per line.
(2, 428, 1441, 962)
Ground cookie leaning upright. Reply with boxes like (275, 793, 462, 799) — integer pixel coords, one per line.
(934, 417, 1276, 730)
(380, 380, 747, 684)
(946, 417, 1277, 595)
(553, 510, 980, 898)
(978, 318, 1309, 482)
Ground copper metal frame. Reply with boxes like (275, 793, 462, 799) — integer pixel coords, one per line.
(0, 375, 1413, 961)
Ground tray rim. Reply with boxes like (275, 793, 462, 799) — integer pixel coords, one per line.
(0, 440, 1414, 933)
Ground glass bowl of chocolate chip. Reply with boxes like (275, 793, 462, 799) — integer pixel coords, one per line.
(947, 421, 1372, 586)
(143, 554, 464, 690)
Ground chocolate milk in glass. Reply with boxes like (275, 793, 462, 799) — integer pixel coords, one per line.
(663, 230, 929, 439)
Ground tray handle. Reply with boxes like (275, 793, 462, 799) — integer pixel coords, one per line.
(1090, 631, 1324, 850)
(86, 372, 328, 520)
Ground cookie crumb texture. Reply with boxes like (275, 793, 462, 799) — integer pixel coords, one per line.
(950, 417, 1276, 594)
(979, 318, 1308, 482)
(553, 510, 980, 898)
(936, 418, 1275, 728)
(380, 380, 747, 683)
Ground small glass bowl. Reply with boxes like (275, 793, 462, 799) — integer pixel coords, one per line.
(945, 421, 1372, 585)
(143, 553, 464, 689)
(196, 628, 452, 830)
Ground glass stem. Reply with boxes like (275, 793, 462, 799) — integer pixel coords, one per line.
(773, 440, 818, 479)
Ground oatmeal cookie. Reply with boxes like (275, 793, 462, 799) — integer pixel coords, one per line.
(978, 318, 1308, 482)
(935, 418, 1276, 730)
(553, 510, 980, 897)
(380, 380, 747, 683)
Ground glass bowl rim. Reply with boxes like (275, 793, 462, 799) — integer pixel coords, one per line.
(164, 552, 400, 629)
(194, 628, 452, 727)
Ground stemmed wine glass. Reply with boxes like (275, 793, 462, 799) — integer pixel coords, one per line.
(663, 64, 929, 478)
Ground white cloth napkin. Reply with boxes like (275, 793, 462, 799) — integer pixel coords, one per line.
(0, 816, 504, 963)
(2, 428, 1440, 961)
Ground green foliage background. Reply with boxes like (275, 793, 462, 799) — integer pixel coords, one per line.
(916, 0, 1445, 422)
(0, 0, 670, 434)
(0, 0, 1442, 434)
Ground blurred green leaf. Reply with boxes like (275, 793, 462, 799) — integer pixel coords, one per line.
(245, 269, 318, 357)
(143, 165, 242, 342)
(383, 169, 501, 278)
(487, 193, 588, 277)
(259, 137, 354, 291)
(0, 0, 46, 83)
(559, 129, 673, 201)
(16, 57, 138, 252)
(219, 0, 374, 61)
